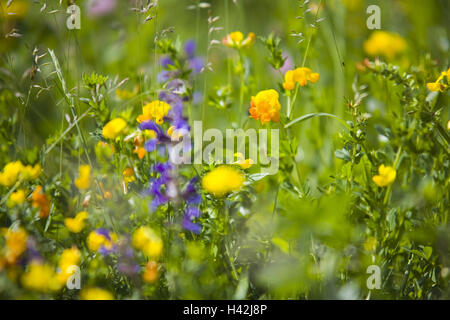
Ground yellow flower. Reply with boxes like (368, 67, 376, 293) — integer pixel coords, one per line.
(137, 100, 171, 125)
(249, 89, 281, 125)
(65, 211, 89, 233)
(363, 31, 407, 61)
(21, 164, 42, 180)
(80, 287, 114, 300)
(22, 261, 62, 293)
(283, 67, 320, 90)
(123, 167, 135, 188)
(0, 161, 23, 187)
(372, 164, 396, 187)
(222, 31, 255, 49)
(87, 229, 117, 252)
(426, 70, 449, 92)
(8, 189, 26, 207)
(202, 165, 245, 197)
(142, 261, 159, 283)
(57, 247, 81, 284)
(0, 161, 39, 187)
(132, 226, 163, 258)
(4, 227, 28, 265)
(234, 153, 254, 170)
(102, 118, 127, 139)
(74, 165, 91, 190)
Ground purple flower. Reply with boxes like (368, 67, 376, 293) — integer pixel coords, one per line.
(157, 70, 171, 83)
(184, 40, 196, 59)
(182, 217, 202, 234)
(189, 57, 204, 74)
(185, 206, 201, 219)
(161, 56, 174, 68)
(87, 0, 117, 17)
(139, 121, 171, 152)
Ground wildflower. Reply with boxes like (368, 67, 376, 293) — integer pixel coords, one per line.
(8, 189, 26, 207)
(426, 68, 449, 92)
(363, 31, 407, 61)
(139, 121, 171, 153)
(185, 40, 204, 74)
(372, 165, 396, 187)
(142, 261, 159, 283)
(132, 226, 163, 258)
(4, 228, 28, 264)
(31, 186, 50, 219)
(202, 165, 245, 197)
(87, 229, 118, 254)
(222, 31, 255, 49)
(249, 89, 282, 125)
(57, 247, 81, 284)
(123, 167, 135, 188)
(134, 147, 147, 159)
(182, 207, 202, 234)
(102, 118, 127, 140)
(137, 100, 171, 125)
(64, 211, 89, 233)
(234, 152, 254, 170)
(0, 161, 41, 187)
(21, 261, 61, 292)
(0, 161, 23, 187)
(80, 287, 114, 300)
(282, 67, 320, 90)
(74, 165, 91, 190)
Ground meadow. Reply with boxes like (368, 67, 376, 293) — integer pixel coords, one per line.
(0, 0, 449, 300)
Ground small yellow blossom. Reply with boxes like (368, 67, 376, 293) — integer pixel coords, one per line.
(249, 89, 282, 125)
(87, 230, 117, 252)
(65, 211, 89, 233)
(0, 161, 41, 187)
(102, 118, 127, 139)
(123, 167, 135, 188)
(132, 226, 163, 258)
(234, 153, 254, 170)
(8, 189, 26, 207)
(57, 247, 81, 284)
(137, 100, 171, 125)
(74, 165, 91, 190)
(80, 287, 114, 300)
(363, 31, 407, 61)
(283, 67, 320, 90)
(372, 164, 396, 187)
(426, 69, 449, 92)
(22, 261, 62, 292)
(4, 228, 28, 265)
(202, 165, 245, 197)
(222, 31, 255, 49)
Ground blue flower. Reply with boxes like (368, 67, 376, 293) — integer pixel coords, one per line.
(182, 217, 202, 234)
